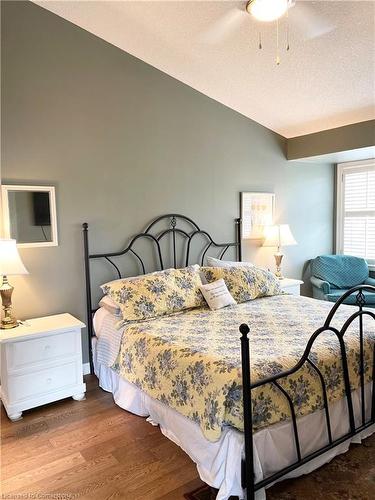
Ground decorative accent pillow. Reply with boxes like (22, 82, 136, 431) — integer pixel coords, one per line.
(200, 279, 237, 310)
(201, 266, 282, 303)
(101, 265, 205, 323)
(206, 256, 254, 268)
(98, 295, 122, 317)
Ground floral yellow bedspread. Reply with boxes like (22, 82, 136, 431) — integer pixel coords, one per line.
(112, 295, 375, 442)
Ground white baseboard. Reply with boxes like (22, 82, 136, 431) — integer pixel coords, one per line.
(82, 362, 91, 375)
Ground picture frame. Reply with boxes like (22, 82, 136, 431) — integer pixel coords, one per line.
(240, 192, 275, 240)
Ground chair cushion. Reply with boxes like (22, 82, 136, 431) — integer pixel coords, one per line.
(326, 289, 375, 306)
(312, 255, 369, 289)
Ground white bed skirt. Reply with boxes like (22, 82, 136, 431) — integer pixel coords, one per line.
(93, 339, 374, 500)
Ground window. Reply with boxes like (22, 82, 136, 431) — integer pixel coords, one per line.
(336, 160, 375, 266)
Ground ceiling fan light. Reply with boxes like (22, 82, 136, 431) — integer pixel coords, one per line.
(247, 0, 289, 22)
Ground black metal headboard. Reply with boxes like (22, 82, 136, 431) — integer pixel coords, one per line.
(83, 214, 241, 372)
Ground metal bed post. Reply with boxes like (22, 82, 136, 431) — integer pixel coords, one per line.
(357, 292, 366, 426)
(82, 222, 94, 375)
(240, 323, 255, 500)
(236, 218, 242, 262)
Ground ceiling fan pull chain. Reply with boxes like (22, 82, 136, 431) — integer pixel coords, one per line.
(276, 19, 280, 65)
(286, 8, 290, 51)
(258, 31, 262, 50)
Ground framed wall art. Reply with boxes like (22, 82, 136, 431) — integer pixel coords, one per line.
(240, 192, 275, 239)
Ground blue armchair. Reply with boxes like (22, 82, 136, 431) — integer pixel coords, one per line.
(311, 255, 375, 307)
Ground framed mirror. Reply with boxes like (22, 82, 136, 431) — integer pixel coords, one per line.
(1, 185, 58, 247)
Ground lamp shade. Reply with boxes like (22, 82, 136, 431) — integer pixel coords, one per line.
(0, 239, 28, 276)
(263, 224, 297, 248)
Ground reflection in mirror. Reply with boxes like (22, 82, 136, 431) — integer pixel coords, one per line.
(8, 191, 52, 243)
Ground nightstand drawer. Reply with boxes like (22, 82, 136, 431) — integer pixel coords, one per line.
(7, 330, 78, 371)
(7, 361, 79, 401)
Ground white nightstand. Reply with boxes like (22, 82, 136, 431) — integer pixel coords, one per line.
(0, 313, 86, 421)
(279, 278, 304, 296)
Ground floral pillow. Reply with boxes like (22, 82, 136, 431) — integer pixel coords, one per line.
(101, 265, 205, 323)
(200, 266, 282, 303)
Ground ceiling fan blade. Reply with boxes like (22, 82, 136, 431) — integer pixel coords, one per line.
(200, 7, 248, 45)
(290, 2, 336, 40)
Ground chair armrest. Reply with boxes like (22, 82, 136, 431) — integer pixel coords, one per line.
(364, 277, 375, 287)
(310, 276, 331, 294)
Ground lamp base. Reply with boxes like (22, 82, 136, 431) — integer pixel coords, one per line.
(1, 315, 18, 329)
(274, 253, 284, 280)
(0, 276, 19, 329)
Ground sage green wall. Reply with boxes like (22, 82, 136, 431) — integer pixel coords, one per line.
(1, 1, 333, 362)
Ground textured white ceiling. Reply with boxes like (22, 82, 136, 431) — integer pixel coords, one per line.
(33, 1, 375, 137)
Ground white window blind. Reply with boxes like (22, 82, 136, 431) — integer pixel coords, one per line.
(337, 160, 375, 264)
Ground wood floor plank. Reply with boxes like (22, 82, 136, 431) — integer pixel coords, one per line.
(1, 439, 54, 468)
(12, 453, 120, 496)
(2, 373, 373, 500)
(1, 375, 204, 500)
(123, 458, 199, 500)
(49, 413, 132, 451)
(1, 391, 112, 440)
(2, 409, 154, 480)
(156, 477, 206, 500)
(113, 442, 196, 496)
(2, 441, 90, 481)
(1, 419, 51, 452)
(1, 452, 85, 494)
(0, 399, 116, 469)
(49, 407, 132, 441)
(79, 484, 123, 500)
(109, 427, 166, 464)
(50, 439, 193, 498)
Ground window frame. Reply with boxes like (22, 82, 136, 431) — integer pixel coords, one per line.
(336, 159, 375, 269)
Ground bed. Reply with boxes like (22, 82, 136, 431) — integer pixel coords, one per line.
(82, 214, 375, 500)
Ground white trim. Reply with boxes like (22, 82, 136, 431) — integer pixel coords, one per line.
(336, 159, 375, 265)
(82, 362, 91, 375)
(1, 185, 58, 248)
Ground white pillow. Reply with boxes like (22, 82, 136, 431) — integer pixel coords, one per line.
(200, 279, 237, 310)
(98, 295, 122, 316)
(206, 256, 254, 268)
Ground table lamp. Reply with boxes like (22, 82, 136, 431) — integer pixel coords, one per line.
(0, 239, 28, 329)
(263, 224, 297, 279)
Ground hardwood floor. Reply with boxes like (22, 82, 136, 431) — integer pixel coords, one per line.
(0, 375, 204, 500)
(4, 375, 373, 500)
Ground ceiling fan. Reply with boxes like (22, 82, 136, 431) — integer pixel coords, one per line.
(202, 0, 335, 53)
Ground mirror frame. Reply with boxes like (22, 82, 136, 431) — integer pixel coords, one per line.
(1, 185, 58, 248)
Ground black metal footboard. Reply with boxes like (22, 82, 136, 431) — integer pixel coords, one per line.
(239, 285, 375, 500)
